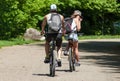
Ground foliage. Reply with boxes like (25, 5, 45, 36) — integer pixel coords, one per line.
(0, 0, 120, 39)
(0, 0, 45, 39)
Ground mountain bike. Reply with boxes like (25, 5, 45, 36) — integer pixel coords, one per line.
(49, 37, 57, 77)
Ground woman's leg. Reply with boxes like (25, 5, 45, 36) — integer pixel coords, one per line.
(73, 41, 79, 62)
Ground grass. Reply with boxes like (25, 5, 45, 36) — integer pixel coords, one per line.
(79, 35, 120, 40)
(0, 35, 120, 48)
(0, 37, 35, 48)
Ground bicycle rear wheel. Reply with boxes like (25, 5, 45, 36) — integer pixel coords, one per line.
(49, 50, 56, 77)
(72, 54, 76, 71)
(68, 48, 75, 72)
(69, 48, 73, 72)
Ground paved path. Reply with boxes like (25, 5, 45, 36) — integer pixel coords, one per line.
(0, 39, 120, 81)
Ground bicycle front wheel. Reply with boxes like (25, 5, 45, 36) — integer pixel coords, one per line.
(49, 50, 56, 77)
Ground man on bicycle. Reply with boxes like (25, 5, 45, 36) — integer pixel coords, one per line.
(41, 4, 64, 66)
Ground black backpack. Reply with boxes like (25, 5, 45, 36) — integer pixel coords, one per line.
(48, 13, 62, 32)
(64, 17, 73, 34)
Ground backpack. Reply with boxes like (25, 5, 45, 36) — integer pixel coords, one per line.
(48, 13, 62, 32)
(64, 17, 73, 34)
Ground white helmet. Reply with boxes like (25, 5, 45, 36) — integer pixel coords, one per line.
(50, 4, 57, 11)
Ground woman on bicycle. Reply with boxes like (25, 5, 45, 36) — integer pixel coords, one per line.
(64, 10, 82, 66)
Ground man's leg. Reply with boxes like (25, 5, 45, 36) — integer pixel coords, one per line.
(56, 36, 62, 59)
(44, 34, 51, 63)
(57, 46, 62, 60)
(45, 41, 50, 58)
(64, 41, 71, 56)
(56, 37, 62, 66)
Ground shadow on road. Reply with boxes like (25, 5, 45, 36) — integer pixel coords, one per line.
(36, 41, 120, 73)
(62, 41, 120, 73)
(32, 73, 49, 77)
(32, 69, 75, 77)
(79, 41, 120, 54)
(56, 69, 71, 72)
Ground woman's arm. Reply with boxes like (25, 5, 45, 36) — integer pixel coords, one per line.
(75, 16, 82, 31)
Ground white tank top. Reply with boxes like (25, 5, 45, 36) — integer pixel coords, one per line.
(71, 19, 77, 31)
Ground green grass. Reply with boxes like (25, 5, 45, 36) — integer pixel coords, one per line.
(0, 35, 120, 48)
(79, 35, 120, 40)
(0, 37, 35, 48)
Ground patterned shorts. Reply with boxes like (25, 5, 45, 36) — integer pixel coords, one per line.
(65, 33, 78, 42)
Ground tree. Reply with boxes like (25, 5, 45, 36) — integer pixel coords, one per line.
(0, 0, 45, 39)
(0, 0, 120, 39)
(75, 0, 120, 35)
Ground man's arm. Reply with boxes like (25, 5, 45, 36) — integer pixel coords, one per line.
(41, 16, 47, 35)
(61, 15, 65, 35)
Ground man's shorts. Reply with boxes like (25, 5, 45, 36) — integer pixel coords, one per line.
(45, 33, 62, 47)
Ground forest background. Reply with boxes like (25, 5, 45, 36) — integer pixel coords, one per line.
(0, 0, 120, 40)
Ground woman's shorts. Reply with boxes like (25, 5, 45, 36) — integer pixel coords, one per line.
(65, 33, 78, 42)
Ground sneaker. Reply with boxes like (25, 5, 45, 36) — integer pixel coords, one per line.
(75, 62, 81, 66)
(57, 59, 62, 67)
(44, 57, 50, 63)
(64, 50, 69, 56)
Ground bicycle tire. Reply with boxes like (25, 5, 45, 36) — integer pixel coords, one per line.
(72, 54, 76, 71)
(68, 47, 76, 72)
(49, 50, 56, 77)
(68, 48, 73, 72)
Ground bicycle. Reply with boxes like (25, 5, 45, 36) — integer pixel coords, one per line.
(64, 33, 78, 72)
(49, 37, 57, 77)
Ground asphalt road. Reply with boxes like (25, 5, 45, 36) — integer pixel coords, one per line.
(0, 39, 120, 81)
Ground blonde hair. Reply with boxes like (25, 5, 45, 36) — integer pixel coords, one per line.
(71, 10, 82, 18)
